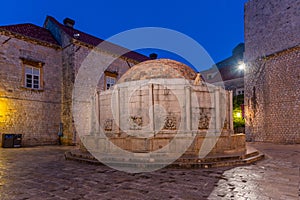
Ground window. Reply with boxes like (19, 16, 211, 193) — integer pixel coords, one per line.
(106, 76, 116, 90)
(206, 72, 217, 80)
(104, 70, 118, 90)
(236, 89, 244, 96)
(21, 58, 44, 90)
(25, 66, 40, 89)
(207, 74, 213, 80)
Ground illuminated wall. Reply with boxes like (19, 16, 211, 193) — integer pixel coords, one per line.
(0, 98, 10, 124)
(244, 0, 300, 143)
(0, 33, 62, 146)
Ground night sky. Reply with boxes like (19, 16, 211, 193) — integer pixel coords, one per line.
(0, 0, 248, 71)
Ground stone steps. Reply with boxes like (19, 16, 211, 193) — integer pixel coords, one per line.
(65, 146, 265, 169)
(171, 153, 264, 169)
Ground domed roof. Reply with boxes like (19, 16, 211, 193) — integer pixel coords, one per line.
(118, 59, 197, 83)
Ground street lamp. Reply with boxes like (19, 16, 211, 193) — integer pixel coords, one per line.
(238, 62, 245, 71)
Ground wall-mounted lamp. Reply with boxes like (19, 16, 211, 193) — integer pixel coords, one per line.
(238, 62, 245, 71)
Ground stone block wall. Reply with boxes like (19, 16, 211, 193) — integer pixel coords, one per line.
(0, 35, 62, 146)
(0, 16, 147, 147)
(244, 0, 300, 143)
(244, 0, 300, 60)
(60, 39, 140, 145)
(60, 43, 75, 145)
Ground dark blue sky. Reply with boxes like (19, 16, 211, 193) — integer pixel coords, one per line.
(0, 0, 248, 70)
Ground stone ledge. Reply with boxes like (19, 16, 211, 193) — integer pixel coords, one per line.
(64, 143, 264, 169)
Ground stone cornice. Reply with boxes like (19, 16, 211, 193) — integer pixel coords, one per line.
(264, 45, 300, 60)
(248, 45, 300, 62)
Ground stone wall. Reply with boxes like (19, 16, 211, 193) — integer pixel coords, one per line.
(244, 47, 300, 143)
(60, 42, 76, 145)
(244, 0, 300, 143)
(244, 0, 300, 60)
(60, 38, 139, 145)
(0, 17, 146, 147)
(0, 35, 62, 146)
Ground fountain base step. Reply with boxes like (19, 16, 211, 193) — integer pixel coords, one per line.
(65, 143, 264, 169)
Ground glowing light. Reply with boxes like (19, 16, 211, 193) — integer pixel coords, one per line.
(238, 63, 245, 71)
(0, 99, 9, 122)
(236, 112, 242, 118)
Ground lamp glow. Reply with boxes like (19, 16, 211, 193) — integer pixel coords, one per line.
(0, 99, 9, 123)
(238, 63, 245, 71)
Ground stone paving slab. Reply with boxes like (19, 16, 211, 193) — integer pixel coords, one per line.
(0, 143, 299, 200)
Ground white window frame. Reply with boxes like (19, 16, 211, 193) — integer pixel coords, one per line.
(106, 76, 116, 90)
(236, 88, 244, 96)
(25, 65, 40, 89)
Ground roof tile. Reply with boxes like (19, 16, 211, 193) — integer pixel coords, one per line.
(46, 16, 149, 62)
(0, 23, 59, 45)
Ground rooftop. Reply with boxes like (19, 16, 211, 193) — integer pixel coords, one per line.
(0, 16, 149, 62)
(45, 16, 149, 62)
(0, 23, 59, 45)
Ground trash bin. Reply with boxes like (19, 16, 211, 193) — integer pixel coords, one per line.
(13, 134, 22, 148)
(2, 134, 22, 148)
(2, 134, 14, 148)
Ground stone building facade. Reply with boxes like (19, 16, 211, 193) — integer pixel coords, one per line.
(0, 16, 148, 146)
(201, 43, 245, 96)
(244, 0, 300, 143)
(0, 25, 62, 146)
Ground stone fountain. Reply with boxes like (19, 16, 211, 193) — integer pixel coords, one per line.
(67, 59, 263, 172)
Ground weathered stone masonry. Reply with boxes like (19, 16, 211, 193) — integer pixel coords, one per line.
(0, 32, 62, 146)
(0, 16, 148, 146)
(44, 17, 145, 145)
(244, 0, 300, 143)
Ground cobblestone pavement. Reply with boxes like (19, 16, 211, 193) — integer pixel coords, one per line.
(0, 143, 299, 200)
